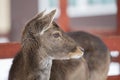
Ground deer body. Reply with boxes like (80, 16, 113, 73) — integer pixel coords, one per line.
(68, 31, 110, 80)
(8, 10, 84, 80)
(51, 58, 89, 80)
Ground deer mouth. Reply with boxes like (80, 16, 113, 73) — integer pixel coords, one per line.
(68, 47, 84, 59)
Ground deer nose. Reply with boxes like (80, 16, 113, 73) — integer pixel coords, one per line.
(68, 46, 84, 59)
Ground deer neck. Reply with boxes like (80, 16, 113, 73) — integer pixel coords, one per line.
(36, 47, 53, 80)
(24, 47, 53, 80)
(38, 57, 52, 80)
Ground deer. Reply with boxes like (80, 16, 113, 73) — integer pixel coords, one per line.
(9, 9, 110, 80)
(8, 10, 84, 80)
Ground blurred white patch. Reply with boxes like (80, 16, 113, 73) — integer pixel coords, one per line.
(108, 62, 120, 76)
(0, 58, 13, 80)
(110, 51, 119, 57)
(0, 37, 9, 43)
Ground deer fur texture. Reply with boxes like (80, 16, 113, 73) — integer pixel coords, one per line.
(9, 10, 110, 80)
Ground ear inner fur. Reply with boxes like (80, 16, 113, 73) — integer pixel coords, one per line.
(40, 9, 56, 35)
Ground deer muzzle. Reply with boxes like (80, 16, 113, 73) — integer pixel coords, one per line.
(68, 47, 84, 59)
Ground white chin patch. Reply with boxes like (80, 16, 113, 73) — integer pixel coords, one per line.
(71, 55, 81, 59)
(71, 52, 84, 59)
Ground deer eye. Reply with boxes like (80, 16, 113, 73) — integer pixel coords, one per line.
(52, 32, 61, 38)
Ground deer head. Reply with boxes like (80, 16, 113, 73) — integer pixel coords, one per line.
(21, 9, 84, 60)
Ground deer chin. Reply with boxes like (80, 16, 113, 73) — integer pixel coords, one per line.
(69, 52, 83, 59)
(68, 47, 84, 59)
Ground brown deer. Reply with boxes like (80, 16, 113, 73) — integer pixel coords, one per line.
(8, 10, 84, 80)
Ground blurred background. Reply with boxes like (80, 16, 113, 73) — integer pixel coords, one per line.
(0, 0, 118, 42)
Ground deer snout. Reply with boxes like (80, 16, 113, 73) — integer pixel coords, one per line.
(68, 47, 84, 59)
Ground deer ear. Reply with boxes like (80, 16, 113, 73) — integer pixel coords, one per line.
(40, 9, 56, 35)
(46, 9, 56, 24)
(42, 9, 56, 25)
(34, 10, 46, 20)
